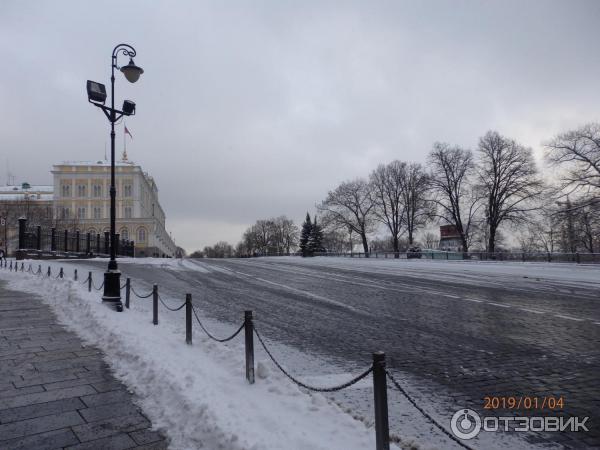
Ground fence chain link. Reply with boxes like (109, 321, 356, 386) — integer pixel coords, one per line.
(253, 324, 373, 393)
(92, 280, 104, 291)
(131, 286, 153, 298)
(385, 369, 474, 450)
(158, 294, 186, 312)
(191, 304, 245, 342)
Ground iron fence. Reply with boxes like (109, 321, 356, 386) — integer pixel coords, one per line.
(16, 217, 134, 259)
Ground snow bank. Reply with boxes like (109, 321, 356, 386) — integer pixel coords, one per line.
(0, 266, 395, 450)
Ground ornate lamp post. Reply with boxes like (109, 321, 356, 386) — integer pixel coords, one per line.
(87, 44, 143, 311)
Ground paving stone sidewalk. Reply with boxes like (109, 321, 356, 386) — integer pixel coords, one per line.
(0, 279, 168, 450)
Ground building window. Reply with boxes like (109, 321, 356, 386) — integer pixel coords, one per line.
(77, 185, 86, 197)
(61, 207, 70, 219)
(124, 206, 132, 218)
(93, 207, 102, 219)
(93, 185, 102, 197)
(137, 227, 147, 243)
(120, 228, 129, 241)
(77, 207, 86, 219)
(124, 184, 132, 197)
(62, 184, 71, 197)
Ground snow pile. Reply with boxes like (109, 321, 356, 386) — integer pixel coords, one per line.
(0, 267, 395, 450)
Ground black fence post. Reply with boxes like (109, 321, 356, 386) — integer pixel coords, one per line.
(115, 233, 120, 257)
(9, 261, 12, 271)
(21, 262, 24, 271)
(74, 269, 78, 281)
(186, 293, 192, 345)
(47, 266, 51, 277)
(245, 310, 255, 384)
(576, 252, 581, 264)
(104, 231, 110, 255)
(38, 264, 41, 274)
(64, 230, 68, 253)
(59, 267, 63, 279)
(36, 226, 41, 251)
(373, 351, 390, 450)
(50, 227, 56, 252)
(86, 233, 91, 255)
(75, 231, 80, 253)
(18, 217, 27, 250)
(125, 278, 131, 309)
(88, 272, 92, 292)
(152, 284, 158, 325)
(96, 233, 101, 254)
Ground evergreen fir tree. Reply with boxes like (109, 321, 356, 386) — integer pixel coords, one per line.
(308, 216, 325, 255)
(299, 212, 312, 257)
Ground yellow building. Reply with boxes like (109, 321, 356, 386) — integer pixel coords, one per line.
(52, 159, 176, 257)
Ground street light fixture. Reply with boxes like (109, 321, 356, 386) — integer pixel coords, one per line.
(87, 43, 143, 311)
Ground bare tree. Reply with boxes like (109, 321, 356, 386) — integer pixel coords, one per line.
(477, 131, 544, 252)
(428, 143, 481, 252)
(401, 163, 434, 245)
(369, 161, 406, 257)
(545, 123, 600, 204)
(422, 231, 438, 249)
(318, 179, 375, 255)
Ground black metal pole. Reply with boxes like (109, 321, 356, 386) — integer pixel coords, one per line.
(88, 272, 92, 292)
(245, 310, 255, 384)
(125, 277, 131, 309)
(186, 293, 192, 345)
(152, 284, 158, 325)
(372, 352, 390, 450)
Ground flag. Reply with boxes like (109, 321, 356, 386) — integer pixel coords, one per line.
(124, 125, 133, 139)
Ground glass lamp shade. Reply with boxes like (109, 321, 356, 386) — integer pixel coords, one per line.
(120, 58, 144, 83)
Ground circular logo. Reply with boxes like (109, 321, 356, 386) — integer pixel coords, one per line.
(450, 408, 481, 440)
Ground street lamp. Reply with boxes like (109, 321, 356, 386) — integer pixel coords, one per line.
(87, 43, 143, 311)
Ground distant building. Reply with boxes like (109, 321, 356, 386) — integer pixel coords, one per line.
(0, 183, 54, 255)
(439, 224, 462, 251)
(52, 159, 176, 257)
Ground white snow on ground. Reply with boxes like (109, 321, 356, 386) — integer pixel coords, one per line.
(266, 256, 600, 286)
(0, 263, 402, 450)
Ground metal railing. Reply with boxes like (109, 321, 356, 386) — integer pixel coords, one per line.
(16, 217, 134, 259)
(311, 250, 600, 263)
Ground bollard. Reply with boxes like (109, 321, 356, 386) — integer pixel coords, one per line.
(185, 293, 192, 345)
(125, 278, 131, 309)
(372, 352, 390, 450)
(152, 284, 158, 325)
(88, 272, 92, 292)
(9, 261, 12, 270)
(21, 262, 24, 271)
(59, 268, 63, 279)
(244, 310, 255, 384)
(47, 266, 51, 277)
(38, 264, 41, 275)
(74, 269, 78, 281)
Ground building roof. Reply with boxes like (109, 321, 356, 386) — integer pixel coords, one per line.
(53, 160, 137, 167)
(0, 184, 53, 202)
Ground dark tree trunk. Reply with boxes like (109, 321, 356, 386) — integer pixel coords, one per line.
(360, 232, 370, 257)
(393, 235, 400, 259)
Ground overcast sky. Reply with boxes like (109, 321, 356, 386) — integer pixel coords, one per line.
(1, 0, 599, 252)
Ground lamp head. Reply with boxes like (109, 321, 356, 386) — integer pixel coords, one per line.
(120, 58, 144, 83)
(122, 100, 136, 116)
(86, 80, 107, 103)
